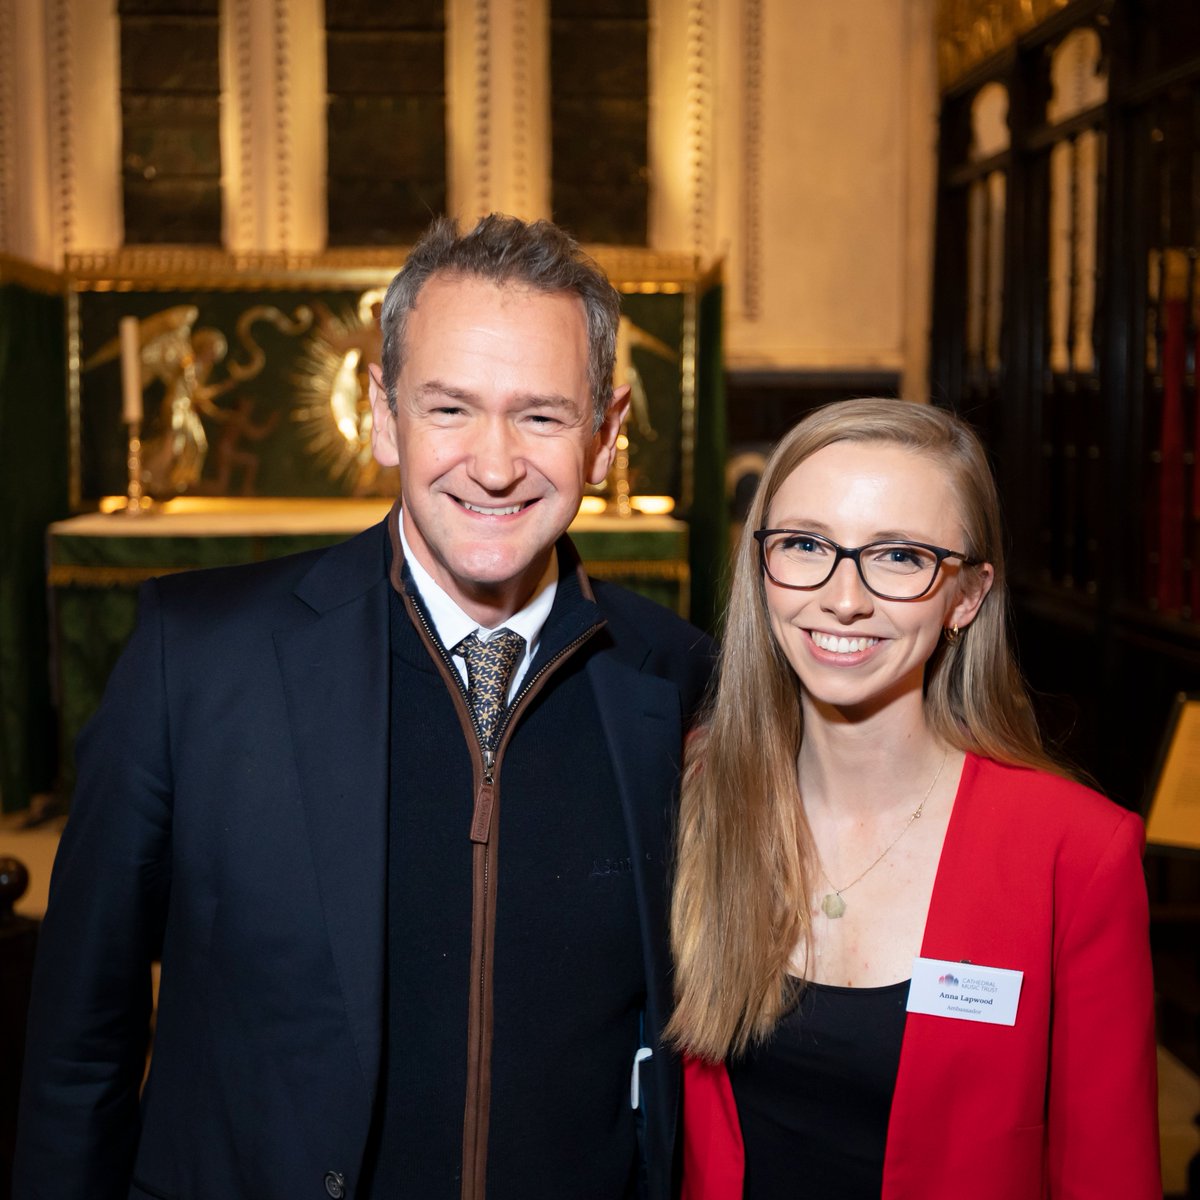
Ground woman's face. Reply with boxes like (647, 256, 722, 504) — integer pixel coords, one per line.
(761, 440, 992, 720)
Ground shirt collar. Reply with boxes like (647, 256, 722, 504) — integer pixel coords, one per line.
(396, 507, 558, 658)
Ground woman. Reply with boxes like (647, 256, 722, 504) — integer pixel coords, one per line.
(669, 399, 1159, 1199)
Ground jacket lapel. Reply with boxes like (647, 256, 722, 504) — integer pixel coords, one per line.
(588, 647, 684, 1193)
(883, 753, 1038, 1198)
(273, 523, 391, 1102)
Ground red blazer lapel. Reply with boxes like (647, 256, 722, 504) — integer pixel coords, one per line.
(885, 754, 1055, 1199)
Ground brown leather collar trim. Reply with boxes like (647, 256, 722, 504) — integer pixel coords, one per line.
(556, 532, 598, 605)
(385, 498, 407, 596)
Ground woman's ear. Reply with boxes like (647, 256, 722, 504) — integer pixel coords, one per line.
(949, 561, 995, 631)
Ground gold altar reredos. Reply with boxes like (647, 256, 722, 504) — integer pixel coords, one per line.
(63, 246, 714, 292)
(61, 246, 722, 513)
(937, 0, 1076, 88)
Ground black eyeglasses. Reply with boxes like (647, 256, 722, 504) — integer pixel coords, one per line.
(753, 529, 980, 601)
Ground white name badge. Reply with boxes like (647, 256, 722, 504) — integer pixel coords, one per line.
(906, 957, 1023, 1026)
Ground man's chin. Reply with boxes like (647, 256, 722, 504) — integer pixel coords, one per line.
(440, 550, 551, 604)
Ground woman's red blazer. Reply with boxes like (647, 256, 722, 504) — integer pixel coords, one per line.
(681, 753, 1161, 1199)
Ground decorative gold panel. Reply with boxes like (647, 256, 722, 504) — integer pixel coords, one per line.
(63, 248, 713, 512)
(937, 0, 1073, 88)
(64, 246, 706, 292)
(0, 253, 65, 294)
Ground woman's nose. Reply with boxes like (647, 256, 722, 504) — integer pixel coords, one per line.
(819, 556, 875, 621)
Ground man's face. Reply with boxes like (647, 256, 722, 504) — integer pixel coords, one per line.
(370, 273, 627, 625)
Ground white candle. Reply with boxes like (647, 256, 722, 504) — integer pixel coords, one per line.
(119, 316, 143, 425)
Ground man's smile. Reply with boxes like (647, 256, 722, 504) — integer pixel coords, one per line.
(456, 499, 535, 516)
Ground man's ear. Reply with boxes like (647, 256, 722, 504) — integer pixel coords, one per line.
(368, 363, 399, 467)
(586, 384, 632, 486)
(949, 561, 994, 631)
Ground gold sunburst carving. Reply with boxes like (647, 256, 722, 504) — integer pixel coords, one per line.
(291, 288, 400, 496)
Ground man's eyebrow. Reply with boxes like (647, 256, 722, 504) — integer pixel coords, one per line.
(412, 382, 583, 414)
(522, 393, 581, 412)
(412, 380, 474, 402)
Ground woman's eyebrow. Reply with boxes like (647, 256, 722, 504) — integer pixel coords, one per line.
(766, 519, 940, 543)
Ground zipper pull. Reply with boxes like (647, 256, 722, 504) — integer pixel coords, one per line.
(482, 747, 495, 783)
(470, 776, 495, 844)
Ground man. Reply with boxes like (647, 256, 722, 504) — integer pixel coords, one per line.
(15, 215, 712, 1200)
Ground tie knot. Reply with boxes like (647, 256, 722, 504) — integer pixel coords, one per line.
(454, 628, 525, 676)
(453, 629, 526, 749)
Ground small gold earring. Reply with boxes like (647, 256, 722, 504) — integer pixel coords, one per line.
(944, 624, 960, 642)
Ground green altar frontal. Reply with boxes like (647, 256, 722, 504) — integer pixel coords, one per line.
(48, 501, 689, 795)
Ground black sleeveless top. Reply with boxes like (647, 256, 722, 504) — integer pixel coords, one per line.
(726, 979, 911, 1200)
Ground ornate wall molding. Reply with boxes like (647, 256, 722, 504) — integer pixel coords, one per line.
(937, 0, 1072, 88)
(48, 0, 75, 256)
(0, 0, 12, 252)
(473, 0, 491, 216)
(228, 0, 256, 250)
(901, 0, 939, 402)
(65, 247, 402, 289)
(509, 0, 530, 215)
(483, 0, 549, 221)
(0, 1, 57, 264)
(739, 0, 764, 320)
(272, 0, 292, 252)
(686, 0, 714, 257)
(222, 0, 321, 254)
(62, 244, 706, 289)
(0, 252, 64, 293)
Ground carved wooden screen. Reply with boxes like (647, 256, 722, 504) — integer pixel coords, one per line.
(933, 81, 1010, 479)
(931, 0, 1200, 805)
(1032, 28, 1108, 598)
(1137, 72, 1200, 622)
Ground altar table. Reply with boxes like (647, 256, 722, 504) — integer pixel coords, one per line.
(46, 500, 690, 796)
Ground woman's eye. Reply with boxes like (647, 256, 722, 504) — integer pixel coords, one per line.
(781, 535, 824, 555)
(872, 545, 929, 571)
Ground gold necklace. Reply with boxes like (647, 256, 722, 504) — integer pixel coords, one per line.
(817, 749, 948, 919)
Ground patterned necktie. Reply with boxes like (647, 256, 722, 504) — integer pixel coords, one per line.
(453, 629, 526, 749)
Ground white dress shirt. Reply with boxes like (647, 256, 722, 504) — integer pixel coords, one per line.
(397, 508, 558, 702)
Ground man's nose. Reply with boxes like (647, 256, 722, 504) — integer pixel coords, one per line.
(468, 419, 526, 491)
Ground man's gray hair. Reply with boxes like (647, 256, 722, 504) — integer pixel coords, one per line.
(379, 213, 622, 431)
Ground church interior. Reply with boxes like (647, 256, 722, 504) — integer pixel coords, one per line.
(2, 0, 1200, 1194)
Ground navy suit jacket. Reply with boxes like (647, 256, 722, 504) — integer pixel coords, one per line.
(15, 518, 713, 1200)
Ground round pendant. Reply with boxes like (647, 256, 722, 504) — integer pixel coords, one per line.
(821, 892, 847, 919)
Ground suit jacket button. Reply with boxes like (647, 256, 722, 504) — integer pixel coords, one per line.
(324, 1170, 346, 1198)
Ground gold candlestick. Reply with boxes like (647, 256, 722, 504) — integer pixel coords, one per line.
(122, 420, 150, 516)
(608, 425, 634, 518)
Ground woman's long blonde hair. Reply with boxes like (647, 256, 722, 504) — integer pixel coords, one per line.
(667, 399, 1064, 1062)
